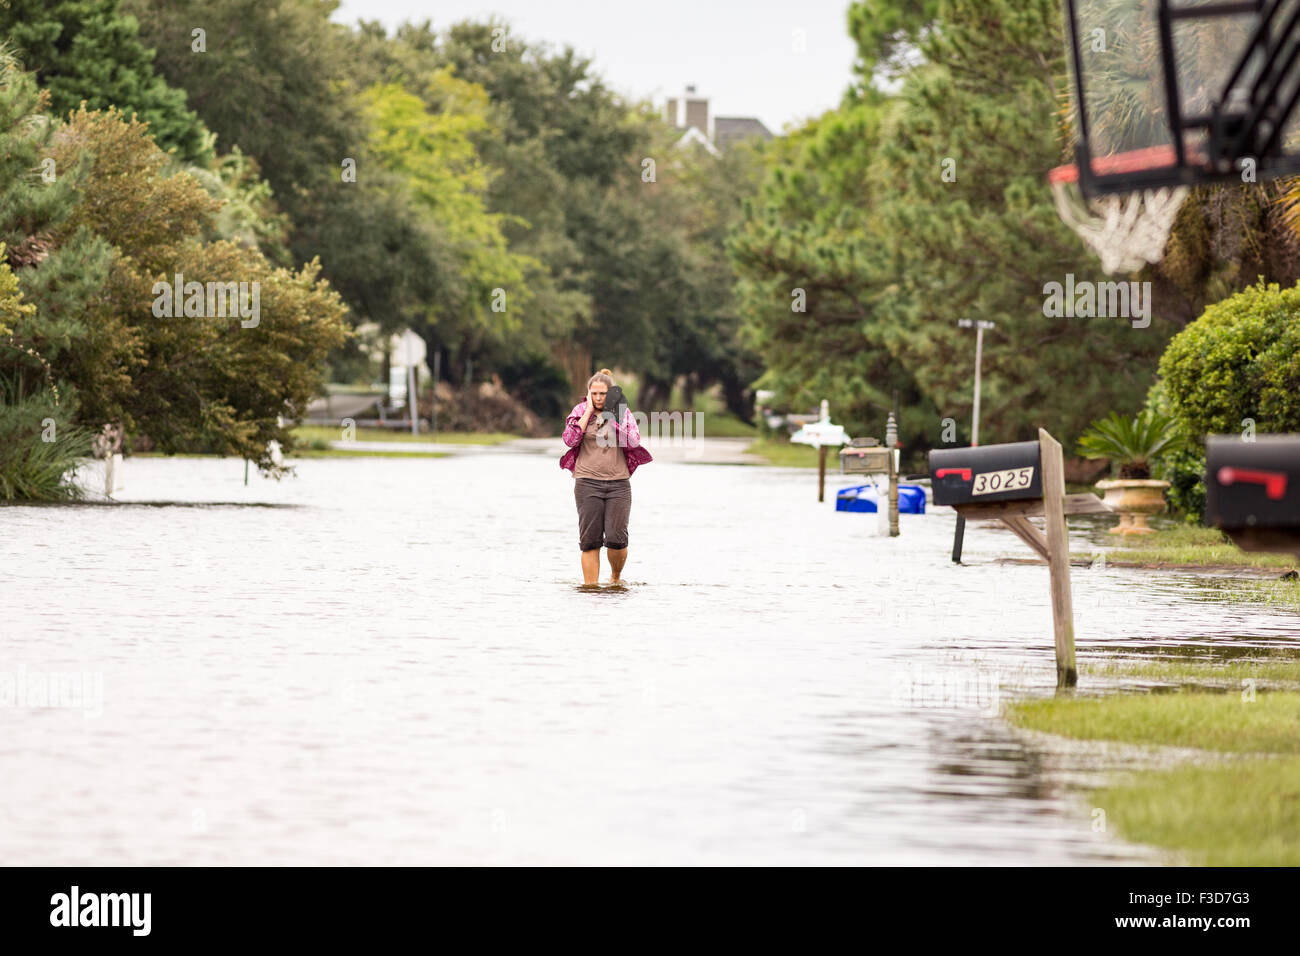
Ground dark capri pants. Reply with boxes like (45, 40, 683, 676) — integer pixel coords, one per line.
(574, 477, 631, 551)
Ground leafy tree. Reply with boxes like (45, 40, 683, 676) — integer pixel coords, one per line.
(1156, 183, 1300, 326)
(847, 0, 940, 85)
(22, 104, 348, 471)
(130, 2, 502, 399)
(627, 127, 766, 418)
(729, 95, 938, 447)
(867, 0, 1172, 449)
(126, 0, 391, 350)
(0, 0, 211, 162)
(189, 147, 293, 266)
(435, 21, 662, 395)
(359, 78, 534, 355)
(736, 0, 1179, 453)
(0, 244, 34, 336)
(124, 0, 355, 207)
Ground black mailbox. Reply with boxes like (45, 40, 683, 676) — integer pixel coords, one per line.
(1205, 435, 1300, 533)
(929, 441, 1043, 506)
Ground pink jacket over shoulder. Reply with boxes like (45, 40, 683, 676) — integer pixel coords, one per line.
(559, 399, 653, 477)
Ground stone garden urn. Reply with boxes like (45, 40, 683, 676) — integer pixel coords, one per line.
(1094, 478, 1170, 535)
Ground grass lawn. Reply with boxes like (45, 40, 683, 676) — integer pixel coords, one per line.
(288, 448, 450, 459)
(653, 384, 758, 438)
(1080, 525, 1297, 569)
(1007, 689, 1300, 754)
(1007, 653, 1300, 864)
(615, 377, 758, 439)
(418, 431, 520, 444)
(1092, 758, 1300, 865)
(700, 413, 759, 438)
(743, 437, 824, 468)
(132, 448, 451, 461)
(291, 425, 518, 446)
(1084, 653, 1300, 687)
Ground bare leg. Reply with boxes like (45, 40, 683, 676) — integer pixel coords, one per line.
(581, 548, 601, 585)
(606, 547, 627, 583)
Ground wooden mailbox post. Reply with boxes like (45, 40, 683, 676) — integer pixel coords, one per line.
(839, 436, 900, 536)
(929, 429, 1111, 687)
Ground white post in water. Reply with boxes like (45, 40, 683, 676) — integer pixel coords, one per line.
(818, 400, 830, 500)
(885, 412, 899, 537)
(408, 363, 418, 436)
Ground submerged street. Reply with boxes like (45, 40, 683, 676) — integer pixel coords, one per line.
(2, 449, 1294, 864)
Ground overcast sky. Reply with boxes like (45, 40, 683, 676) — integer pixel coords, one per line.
(332, 0, 860, 135)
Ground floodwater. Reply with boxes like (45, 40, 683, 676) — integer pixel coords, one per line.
(1, 447, 1297, 865)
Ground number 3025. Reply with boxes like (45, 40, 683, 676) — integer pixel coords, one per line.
(971, 467, 1034, 496)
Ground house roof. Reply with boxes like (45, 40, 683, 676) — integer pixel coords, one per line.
(713, 116, 773, 150)
(673, 126, 721, 157)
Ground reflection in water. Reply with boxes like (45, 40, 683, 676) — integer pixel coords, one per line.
(0, 454, 1296, 864)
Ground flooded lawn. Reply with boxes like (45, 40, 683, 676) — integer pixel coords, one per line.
(2, 450, 1297, 864)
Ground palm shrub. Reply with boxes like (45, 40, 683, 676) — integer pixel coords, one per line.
(0, 371, 92, 501)
(1076, 410, 1186, 479)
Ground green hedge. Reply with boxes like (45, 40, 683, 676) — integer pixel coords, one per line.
(1153, 280, 1300, 522)
(1159, 279, 1300, 436)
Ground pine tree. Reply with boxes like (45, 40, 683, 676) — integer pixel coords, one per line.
(0, 0, 212, 163)
(0, 51, 85, 267)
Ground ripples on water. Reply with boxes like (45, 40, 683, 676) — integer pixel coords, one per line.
(1, 453, 1296, 864)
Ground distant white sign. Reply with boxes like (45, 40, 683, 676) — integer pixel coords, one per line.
(790, 421, 850, 448)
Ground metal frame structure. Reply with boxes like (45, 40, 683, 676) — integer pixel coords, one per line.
(1064, 0, 1300, 195)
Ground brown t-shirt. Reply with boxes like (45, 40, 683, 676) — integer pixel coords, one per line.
(573, 415, 630, 480)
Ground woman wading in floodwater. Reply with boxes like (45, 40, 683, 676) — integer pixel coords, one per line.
(559, 369, 653, 585)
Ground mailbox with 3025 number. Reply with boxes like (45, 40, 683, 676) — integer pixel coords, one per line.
(929, 441, 1044, 507)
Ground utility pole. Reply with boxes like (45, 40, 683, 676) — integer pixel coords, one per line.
(952, 318, 996, 563)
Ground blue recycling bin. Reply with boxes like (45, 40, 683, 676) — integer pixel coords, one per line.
(835, 483, 926, 514)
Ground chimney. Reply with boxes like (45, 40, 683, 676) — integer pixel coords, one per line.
(684, 88, 708, 136)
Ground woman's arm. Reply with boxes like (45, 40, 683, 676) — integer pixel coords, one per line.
(562, 401, 589, 447)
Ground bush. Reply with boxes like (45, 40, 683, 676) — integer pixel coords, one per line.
(1159, 279, 1300, 436)
(1144, 378, 1205, 522)
(1157, 442, 1207, 522)
(0, 376, 92, 501)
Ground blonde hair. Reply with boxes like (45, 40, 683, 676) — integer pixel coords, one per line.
(587, 368, 614, 388)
